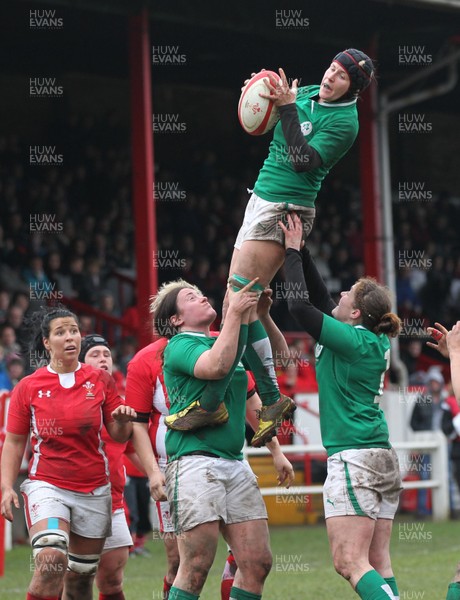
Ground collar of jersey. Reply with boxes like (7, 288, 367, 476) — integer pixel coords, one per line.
(179, 331, 208, 337)
(301, 85, 357, 109)
(47, 362, 82, 374)
(316, 97, 357, 108)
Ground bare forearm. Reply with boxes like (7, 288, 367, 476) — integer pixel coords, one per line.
(265, 436, 282, 457)
(131, 423, 161, 479)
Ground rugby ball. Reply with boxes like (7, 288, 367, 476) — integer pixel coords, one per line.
(238, 70, 281, 136)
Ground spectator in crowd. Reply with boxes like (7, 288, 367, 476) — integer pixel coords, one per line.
(81, 258, 106, 305)
(400, 339, 423, 382)
(68, 256, 87, 299)
(98, 290, 122, 342)
(44, 251, 74, 298)
(0, 289, 11, 323)
(22, 256, 51, 290)
(6, 355, 25, 388)
(0, 324, 22, 356)
(0, 345, 12, 390)
(5, 304, 28, 354)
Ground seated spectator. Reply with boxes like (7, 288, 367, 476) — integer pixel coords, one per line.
(6, 355, 25, 388)
(0, 289, 11, 324)
(45, 251, 74, 298)
(79, 314, 96, 338)
(400, 339, 423, 379)
(81, 257, 106, 305)
(68, 255, 87, 299)
(98, 290, 121, 342)
(0, 324, 21, 356)
(5, 304, 28, 353)
(22, 255, 51, 289)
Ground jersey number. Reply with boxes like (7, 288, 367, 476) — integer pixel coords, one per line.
(374, 349, 390, 404)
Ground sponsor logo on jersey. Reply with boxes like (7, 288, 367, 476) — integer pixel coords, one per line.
(83, 381, 95, 398)
(38, 390, 51, 398)
(314, 344, 323, 358)
(300, 121, 312, 136)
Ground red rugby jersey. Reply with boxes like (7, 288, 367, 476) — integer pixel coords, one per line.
(6, 363, 124, 493)
(125, 338, 169, 461)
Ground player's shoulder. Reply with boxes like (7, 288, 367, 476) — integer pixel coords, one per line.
(354, 326, 390, 351)
(10, 369, 39, 396)
(131, 338, 167, 361)
(128, 338, 166, 372)
(17, 365, 53, 388)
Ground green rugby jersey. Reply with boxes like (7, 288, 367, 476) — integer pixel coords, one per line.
(253, 85, 358, 207)
(163, 331, 248, 461)
(316, 314, 391, 457)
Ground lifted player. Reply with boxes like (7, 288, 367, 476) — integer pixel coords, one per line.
(229, 48, 375, 445)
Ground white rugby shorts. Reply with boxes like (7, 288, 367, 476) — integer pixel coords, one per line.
(234, 192, 315, 249)
(21, 479, 112, 538)
(323, 448, 402, 520)
(165, 456, 267, 534)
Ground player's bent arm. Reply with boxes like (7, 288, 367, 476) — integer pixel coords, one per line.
(278, 104, 322, 172)
(193, 321, 248, 380)
(193, 281, 258, 379)
(0, 432, 28, 521)
(106, 405, 136, 443)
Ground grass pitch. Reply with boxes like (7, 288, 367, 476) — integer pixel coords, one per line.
(1, 517, 457, 599)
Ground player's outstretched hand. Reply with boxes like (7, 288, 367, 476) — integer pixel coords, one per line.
(259, 67, 298, 106)
(111, 405, 137, 423)
(426, 322, 449, 358)
(279, 212, 303, 251)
